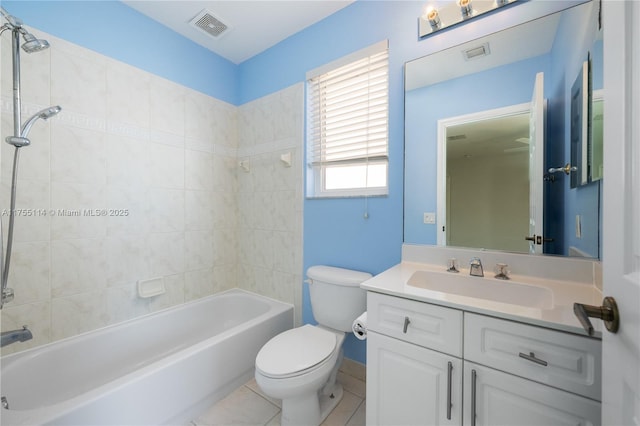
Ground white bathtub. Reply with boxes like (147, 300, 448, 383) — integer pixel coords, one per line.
(0, 289, 293, 425)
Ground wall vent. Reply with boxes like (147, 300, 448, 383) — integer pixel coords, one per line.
(190, 9, 230, 39)
(462, 42, 490, 61)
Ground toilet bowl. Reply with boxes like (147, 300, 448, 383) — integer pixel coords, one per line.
(254, 266, 371, 426)
(255, 325, 345, 425)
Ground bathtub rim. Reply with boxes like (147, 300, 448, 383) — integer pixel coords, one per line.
(2, 288, 292, 363)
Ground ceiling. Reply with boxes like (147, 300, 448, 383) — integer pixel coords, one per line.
(122, 1, 354, 64)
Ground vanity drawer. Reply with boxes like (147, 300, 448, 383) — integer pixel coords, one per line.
(367, 292, 462, 357)
(464, 313, 602, 400)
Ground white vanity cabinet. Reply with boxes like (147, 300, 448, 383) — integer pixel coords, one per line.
(366, 292, 602, 426)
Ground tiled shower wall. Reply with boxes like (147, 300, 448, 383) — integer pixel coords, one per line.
(0, 28, 303, 355)
(236, 85, 304, 328)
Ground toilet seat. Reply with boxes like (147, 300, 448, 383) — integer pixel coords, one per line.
(256, 325, 338, 379)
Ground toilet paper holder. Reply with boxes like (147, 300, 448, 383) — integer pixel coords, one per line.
(352, 312, 368, 340)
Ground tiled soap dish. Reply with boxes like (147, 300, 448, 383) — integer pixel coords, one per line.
(137, 277, 166, 298)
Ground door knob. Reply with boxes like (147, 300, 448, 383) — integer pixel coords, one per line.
(573, 297, 619, 336)
(548, 163, 577, 175)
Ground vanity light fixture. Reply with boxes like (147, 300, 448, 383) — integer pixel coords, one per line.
(418, 0, 519, 40)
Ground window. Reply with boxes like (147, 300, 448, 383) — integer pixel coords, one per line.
(306, 41, 389, 198)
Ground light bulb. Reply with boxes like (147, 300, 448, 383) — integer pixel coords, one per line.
(424, 6, 442, 30)
(459, 0, 473, 17)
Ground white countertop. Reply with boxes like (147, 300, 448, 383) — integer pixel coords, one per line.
(361, 260, 604, 338)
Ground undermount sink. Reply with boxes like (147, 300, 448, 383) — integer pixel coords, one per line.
(407, 270, 554, 309)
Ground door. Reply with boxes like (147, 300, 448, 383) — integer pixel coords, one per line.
(601, 1, 640, 424)
(463, 362, 601, 426)
(528, 72, 544, 254)
(367, 331, 462, 425)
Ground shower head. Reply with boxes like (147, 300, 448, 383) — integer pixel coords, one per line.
(21, 32, 49, 53)
(38, 105, 61, 119)
(7, 105, 61, 146)
(1, 8, 49, 53)
(20, 105, 61, 138)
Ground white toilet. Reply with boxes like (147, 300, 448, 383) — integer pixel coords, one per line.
(255, 265, 371, 426)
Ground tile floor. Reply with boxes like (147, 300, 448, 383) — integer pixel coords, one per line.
(190, 371, 366, 426)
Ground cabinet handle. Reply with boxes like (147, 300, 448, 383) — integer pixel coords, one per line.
(403, 316, 411, 333)
(518, 351, 548, 367)
(446, 361, 453, 420)
(471, 369, 477, 426)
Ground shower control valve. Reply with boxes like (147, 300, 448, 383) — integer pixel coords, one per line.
(1, 288, 14, 305)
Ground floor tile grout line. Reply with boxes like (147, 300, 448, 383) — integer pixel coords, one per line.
(244, 384, 281, 410)
(344, 398, 365, 426)
(263, 411, 281, 426)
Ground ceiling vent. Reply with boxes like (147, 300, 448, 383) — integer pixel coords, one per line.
(189, 9, 230, 39)
(462, 42, 490, 61)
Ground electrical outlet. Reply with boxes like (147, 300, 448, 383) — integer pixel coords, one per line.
(423, 212, 436, 224)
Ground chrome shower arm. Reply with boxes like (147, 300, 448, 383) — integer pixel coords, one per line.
(0, 7, 22, 27)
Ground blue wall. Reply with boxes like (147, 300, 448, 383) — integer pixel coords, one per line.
(2, 0, 592, 364)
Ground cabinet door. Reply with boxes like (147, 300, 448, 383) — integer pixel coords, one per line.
(463, 362, 601, 426)
(367, 331, 462, 426)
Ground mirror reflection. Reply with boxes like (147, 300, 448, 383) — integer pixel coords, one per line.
(404, 0, 602, 258)
(443, 108, 531, 253)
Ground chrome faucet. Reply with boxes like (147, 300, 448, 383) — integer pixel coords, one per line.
(1, 325, 32, 348)
(469, 257, 484, 277)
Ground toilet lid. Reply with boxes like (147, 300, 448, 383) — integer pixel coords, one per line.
(256, 325, 337, 378)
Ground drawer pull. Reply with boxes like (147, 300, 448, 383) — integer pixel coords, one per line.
(446, 361, 453, 420)
(403, 316, 411, 333)
(518, 351, 548, 366)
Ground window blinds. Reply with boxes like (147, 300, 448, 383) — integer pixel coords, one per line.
(307, 42, 389, 172)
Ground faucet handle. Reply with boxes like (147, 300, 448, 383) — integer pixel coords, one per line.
(494, 263, 510, 280)
(446, 258, 459, 273)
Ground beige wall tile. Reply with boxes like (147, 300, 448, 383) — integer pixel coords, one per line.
(1, 29, 303, 350)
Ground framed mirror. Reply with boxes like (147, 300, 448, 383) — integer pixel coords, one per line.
(404, 0, 603, 258)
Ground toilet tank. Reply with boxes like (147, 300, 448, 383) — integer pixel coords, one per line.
(307, 265, 371, 332)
